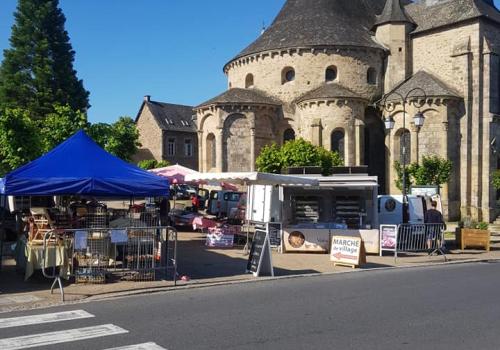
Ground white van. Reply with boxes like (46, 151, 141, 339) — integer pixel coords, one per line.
(378, 195, 439, 226)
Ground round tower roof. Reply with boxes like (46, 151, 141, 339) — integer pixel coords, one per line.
(229, 0, 386, 64)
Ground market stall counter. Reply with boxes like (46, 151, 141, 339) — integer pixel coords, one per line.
(280, 174, 380, 254)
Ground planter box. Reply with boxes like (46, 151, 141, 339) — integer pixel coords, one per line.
(455, 228, 490, 251)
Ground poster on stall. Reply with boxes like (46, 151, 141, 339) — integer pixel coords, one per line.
(74, 231, 88, 250)
(330, 236, 364, 268)
(380, 225, 398, 256)
(110, 229, 128, 243)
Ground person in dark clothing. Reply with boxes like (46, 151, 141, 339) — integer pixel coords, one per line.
(191, 194, 199, 213)
(425, 200, 446, 250)
(159, 197, 170, 226)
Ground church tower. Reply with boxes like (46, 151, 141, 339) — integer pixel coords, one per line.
(373, 0, 415, 93)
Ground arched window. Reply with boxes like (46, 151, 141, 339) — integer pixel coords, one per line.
(282, 67, 295, 84)
(206, 133, 216, 170)
(245, 74, 254, 88)
(325, 66, 337, 82)
(399, 129, 411, 165)
(331, 130, 345, 159)
(283, 128, 296, 143)
(367, 67, 377, 85)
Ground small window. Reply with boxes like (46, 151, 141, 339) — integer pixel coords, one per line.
(283, 128, 296, 143)
(367, 67, 377, 85)
(245, 73, 254, 88)
(331, 130, 345, 159)
(282, 67, 295, 84)
(167, 138, 176, 156)
(325, 66, 337, 82)
(184, 139, 193, 157)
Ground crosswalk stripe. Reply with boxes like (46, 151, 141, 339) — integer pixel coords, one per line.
(0, 323, 128, 350)
(104, 342, 167, 350)
(0, 310, 94, 329)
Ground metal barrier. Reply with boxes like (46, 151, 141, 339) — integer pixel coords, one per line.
(42, 226, 178, 301)
(396, 224, 447, 261)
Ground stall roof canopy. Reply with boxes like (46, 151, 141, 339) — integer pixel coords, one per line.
(185, 172, 319, 186)
(1, 130, 169, 197)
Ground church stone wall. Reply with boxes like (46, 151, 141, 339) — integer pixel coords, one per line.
(226, 49, 384, 105)
(411, 22, 480, 91)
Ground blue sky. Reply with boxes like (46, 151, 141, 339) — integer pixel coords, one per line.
(0, 0, 499, 124)
(0, 0, 285, 123)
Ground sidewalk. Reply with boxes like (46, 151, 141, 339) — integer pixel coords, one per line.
(1, 230, 499, 313)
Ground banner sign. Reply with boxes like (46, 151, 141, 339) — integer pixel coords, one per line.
(330, 236, 363, 268)
(380, 224, 398, 255)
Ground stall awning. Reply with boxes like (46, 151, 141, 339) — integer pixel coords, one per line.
(302, 175, 379, 189)
(185, 172, 319, 186)
(1, 130, 169, 197)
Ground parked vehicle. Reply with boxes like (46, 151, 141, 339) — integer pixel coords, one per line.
(207, 190, 244, 217)
(228, 193, 247, 224)
(378, 194, 442, 226)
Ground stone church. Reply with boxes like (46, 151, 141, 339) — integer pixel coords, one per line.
(193, 0, 500, 222)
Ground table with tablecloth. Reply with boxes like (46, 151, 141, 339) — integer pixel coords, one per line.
(22, 242, 71, 281)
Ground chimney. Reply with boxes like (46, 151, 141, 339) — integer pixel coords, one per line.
(144, 95, 151, 102)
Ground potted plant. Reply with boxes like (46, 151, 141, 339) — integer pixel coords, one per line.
(455, 218, 490, 251)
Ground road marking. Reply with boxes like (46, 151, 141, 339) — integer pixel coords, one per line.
(104, 343, 167, 350)
(0, 310, 94, 329)
(0, 324, 128, 350)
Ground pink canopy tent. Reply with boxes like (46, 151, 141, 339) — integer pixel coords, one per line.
(150, 164, 238, 190)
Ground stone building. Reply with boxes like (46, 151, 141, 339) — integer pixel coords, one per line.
(135, 96, 198, 170)
(195, 0, 500, 222)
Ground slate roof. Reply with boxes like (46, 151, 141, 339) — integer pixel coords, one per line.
(385, 70, 461, 101)
(196, 88, 281, 108)
(406, 0, 500, 34)
(138, 101, 196, 132)
(231, 0, 387, 61)
(374, 0, 415, 27)
(296, 83, 364, 103)
(227, 0, 500, 65)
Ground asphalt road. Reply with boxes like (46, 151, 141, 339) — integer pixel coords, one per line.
(1, 262, 500, 350)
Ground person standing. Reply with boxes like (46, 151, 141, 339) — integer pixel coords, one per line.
(425, 200, 446, 251)
(191, 194, 199, 213)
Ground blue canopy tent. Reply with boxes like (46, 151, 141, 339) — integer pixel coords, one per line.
(0, 130, 169, 197)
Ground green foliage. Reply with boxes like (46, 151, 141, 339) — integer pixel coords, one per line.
(39, 104, 88, 152)
(459, 218, 489, 230)
(393, 161, 414, 193)
(0, 108, 42, 175)
(411, 155, 452, 186)
(88, 117, 140, 161)
(477, 222, 489, 231)
(394, 155, 452, 192)
(492, 169, 500, 190)
(0, 0, 89, 119)
(255, 143, 283, 174)
(256, 138, 344, 175)
(137, 159, 170, 170)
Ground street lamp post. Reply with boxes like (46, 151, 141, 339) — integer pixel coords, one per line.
(376, 88, 427, 221)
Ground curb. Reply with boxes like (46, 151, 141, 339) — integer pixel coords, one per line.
(2, 257, 499, 314)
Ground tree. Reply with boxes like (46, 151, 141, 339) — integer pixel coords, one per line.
(255, 143, 282, 174)
(137, 159, 170, 170)
(39, 104, 88, 152)
(88, 117, 141, 161)
(0, 0, 89, 119)
(256, 138, 343, 175)
(492, 170, 500, 190)
(393, 155, 452, 193)
(0, 108, 42, 175)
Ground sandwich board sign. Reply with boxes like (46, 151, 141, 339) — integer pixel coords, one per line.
(246, 229, 274, 277)
(330, 236, 365, 268)
(379, 224, 398, 256)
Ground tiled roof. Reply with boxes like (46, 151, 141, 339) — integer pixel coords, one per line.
(374, 0, 415, 27)
(196, 88, 281, 109)
(231, 0, 387, 62)
(406, 0, 500, 34)
(385, 70, 461, 100)
(296, 83, 364, 103)
(140, 101, 196, 132)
